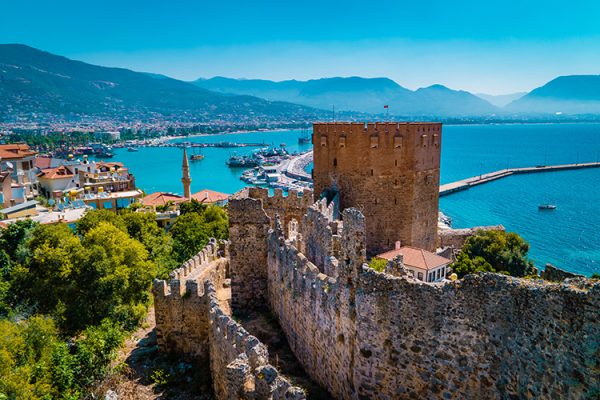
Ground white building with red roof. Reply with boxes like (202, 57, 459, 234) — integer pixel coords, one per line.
(376, 242, 451, 283)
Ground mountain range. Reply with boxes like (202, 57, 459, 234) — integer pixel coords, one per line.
(193, 77, 499, 116)
(506, 75, 600, 114)
(0, 44, 322, 121)
(1, 44, 599, 120)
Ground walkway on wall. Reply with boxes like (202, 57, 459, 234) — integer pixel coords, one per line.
(239, 311, 331, 399)
(439, 161, 600, 197)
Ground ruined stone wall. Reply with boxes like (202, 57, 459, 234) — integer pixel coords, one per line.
(205, 280, 306, 400)
(228, 187, 313, 311)
(541, 263, 585, 281)
(438, 225, 505, 250)
(154, 239, 306, 400)
(299, 197, 342, 277)
(312, 122, 441, 255)
(267, 206, 600, 399)
(153, 239, 228, 361)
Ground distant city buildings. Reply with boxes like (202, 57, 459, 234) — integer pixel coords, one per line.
(0, 144, 39, 204)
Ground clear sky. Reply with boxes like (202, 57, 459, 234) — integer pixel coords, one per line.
(1, 0, 599, 94)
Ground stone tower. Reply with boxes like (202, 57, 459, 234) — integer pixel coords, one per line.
(312, 122, 441, 255)
(182, 148, 192, 200)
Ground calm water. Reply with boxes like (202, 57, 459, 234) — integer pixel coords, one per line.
(107, 124, 600, 276)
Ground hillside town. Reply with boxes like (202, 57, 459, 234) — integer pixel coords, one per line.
(0, 142, 230, 227)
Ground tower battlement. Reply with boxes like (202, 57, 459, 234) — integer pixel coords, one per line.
(313, 121, 441, 254)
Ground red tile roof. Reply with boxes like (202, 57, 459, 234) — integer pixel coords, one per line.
(34, 157, 54, 169)
(142, 192, 186, 207)
(376, 246, 450, 271)
(0, 144, 37, 160)
(37, 165, 74, 180)
(191, 189, 230, 204)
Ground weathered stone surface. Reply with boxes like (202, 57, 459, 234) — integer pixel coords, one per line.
(154, 122, 600, 400)
(228, 187, 313, 312)
(438, 225, 505, 250)
(153, 239, 306, 400)
(541, 263, 585, 281)
(312, 122, 442, 255)
(260, 193, 599, 399)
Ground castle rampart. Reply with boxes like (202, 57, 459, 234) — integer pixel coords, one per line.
(154, 120, 599, 399)
(153, 239, 306, 400)
(266, 201, 600, 399)
(229, 187, 313, 311)
(312, 122, 441, 255)
(206, 280, 306, 400)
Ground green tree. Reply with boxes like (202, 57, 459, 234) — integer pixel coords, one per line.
(179, 198, 207, 215)
(78, 222, 157, 330)
(452, 252, 496, 278)
(368, 258, 387, 272)
(12, 223, 86, 325)
(0, 219, 38, 264)
(0, 316, 59, 399)
(13, 221, 156, 333)
(75, 209, 126, 236)
(120, 211, 177, 278)
(169, 212, 209, 263)
(453, 230, 536, 278)
(202, 205, 229, 240)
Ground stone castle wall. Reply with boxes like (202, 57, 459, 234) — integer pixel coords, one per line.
(229, 187, 313, 311)
(312, 122, 441, 255)
(206, 280, 306, 400)
(438, 225, 505, 250)
(153, 239, 306, 400)
(153, 239, 228, 361)
(267, 203, 600, 399)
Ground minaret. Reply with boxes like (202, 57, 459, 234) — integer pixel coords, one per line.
(182, 148, 192, 200)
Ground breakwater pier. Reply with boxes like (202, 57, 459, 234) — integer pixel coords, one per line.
(439, 162, 600, 196)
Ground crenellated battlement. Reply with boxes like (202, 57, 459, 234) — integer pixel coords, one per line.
(313, 121, 441, 255)
(265, 199, 600, 399)
(228, 187, 314, 311)
(206, 280, 306, 400)
(154, 119, 599, 399)
(313, 121, 442, 136)
(153, 238, 229, 300)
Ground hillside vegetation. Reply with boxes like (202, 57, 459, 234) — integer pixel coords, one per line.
(0, 202, 228, 399)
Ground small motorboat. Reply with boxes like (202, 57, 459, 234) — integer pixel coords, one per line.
(190, 154, 204, 161)
(127, 147, 138, 152)
(538, 204, 557, 210)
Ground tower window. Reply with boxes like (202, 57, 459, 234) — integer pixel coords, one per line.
(394, 136, 403, 149)
(371, 169, 374, 176)
(333, 158, 337, 167)
(370, 135, 379, 148)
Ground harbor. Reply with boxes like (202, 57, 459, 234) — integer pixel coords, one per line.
(439, 161, 600, 196)
(240, 150, 313, 191)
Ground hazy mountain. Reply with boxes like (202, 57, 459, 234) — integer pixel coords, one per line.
(0, 44, 321, 120)
(507, 75, 600, 114)
(193, 76, 498, 116)
(476, 92, 526, 107)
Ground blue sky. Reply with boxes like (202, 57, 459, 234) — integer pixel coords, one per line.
(1, 0, 599, 94)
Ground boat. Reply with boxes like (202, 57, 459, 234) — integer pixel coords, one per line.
(190, 148, 204, 161)
(298, 129, 311, 144)
(127, 147, 138, 152)
(538, 204, 557, 210)
(226, 154, 261, 168)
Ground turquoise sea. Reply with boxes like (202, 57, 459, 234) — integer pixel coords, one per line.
(106, 123, 600, 276)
